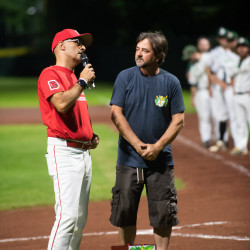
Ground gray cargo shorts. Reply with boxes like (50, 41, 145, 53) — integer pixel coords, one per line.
(110, 164, 179, 228)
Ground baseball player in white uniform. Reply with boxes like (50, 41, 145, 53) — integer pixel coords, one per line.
(231, 37, 250, 155)
(188, 49, 216, 147)
(206, 27, 240, 152)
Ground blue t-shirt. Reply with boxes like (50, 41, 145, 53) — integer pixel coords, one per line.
(110, 66, 185, 168)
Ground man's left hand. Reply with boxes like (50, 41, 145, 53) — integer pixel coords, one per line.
(86, 133, 100, 149)
(141, 144, 161, 161)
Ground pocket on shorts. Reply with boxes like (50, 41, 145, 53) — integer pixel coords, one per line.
(148, 184, 179, 227)
(168, 186, 178, 226)
(169, 185, 177, 198)
(110, 186, 120, 226)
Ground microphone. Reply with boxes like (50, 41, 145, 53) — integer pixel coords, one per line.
(81, 53, 89, 67)
(80, 53, 95, 88)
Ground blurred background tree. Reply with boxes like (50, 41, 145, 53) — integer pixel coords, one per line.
(0, 0, 248, 87)
(0, 0, 44, 46)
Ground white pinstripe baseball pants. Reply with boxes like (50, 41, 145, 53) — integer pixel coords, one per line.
(46, 137, 92, 250)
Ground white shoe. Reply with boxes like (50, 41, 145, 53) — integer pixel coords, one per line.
(209, 140, 226, 152)
(242, 149, 249, 156)
(230, 147, 249, 156)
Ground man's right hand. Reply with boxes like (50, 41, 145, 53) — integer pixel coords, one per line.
(134, 143, 148, 157)
(80, 64, 95, 84)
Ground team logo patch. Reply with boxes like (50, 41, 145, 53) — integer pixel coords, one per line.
(48, 80, 60, 90)
(155, 95, 168, 107)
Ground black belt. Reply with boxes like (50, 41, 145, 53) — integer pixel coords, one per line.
(66, 139, 91, 149)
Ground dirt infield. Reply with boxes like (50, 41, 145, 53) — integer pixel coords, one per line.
(0, 106, 249, 250)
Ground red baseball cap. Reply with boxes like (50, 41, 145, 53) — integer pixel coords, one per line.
(51, 29, 93, 52)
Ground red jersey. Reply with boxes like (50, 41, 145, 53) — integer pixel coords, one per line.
(38, 65, 93, 141)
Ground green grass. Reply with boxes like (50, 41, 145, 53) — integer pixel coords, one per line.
(0, 124, 184, 210)
(0, 77, 113, 107)
(182, 90, 196, 113)
(0, 77, 39, 107)
(0, 125, 50, 210)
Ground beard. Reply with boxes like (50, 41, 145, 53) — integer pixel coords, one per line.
(135, 56, 145, 67)
(135, 56, 156, 68)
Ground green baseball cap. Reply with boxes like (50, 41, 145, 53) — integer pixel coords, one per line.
(237, 37, 250, 46)
(182, 45, 197, 60)
(216, 27, 228, 38)
(227, 30, 239, 41)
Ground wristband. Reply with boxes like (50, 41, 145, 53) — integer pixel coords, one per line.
(77, 78, 88, 89)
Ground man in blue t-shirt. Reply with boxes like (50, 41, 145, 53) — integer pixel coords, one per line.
(110, 31, 185, 250)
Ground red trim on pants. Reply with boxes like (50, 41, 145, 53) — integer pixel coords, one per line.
(51, 146, 62, 249)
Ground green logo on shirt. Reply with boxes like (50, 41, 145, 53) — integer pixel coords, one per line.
(155, 95, 168, 107)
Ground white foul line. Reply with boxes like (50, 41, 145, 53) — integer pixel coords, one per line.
(174, 221, 228, 230)
(171, 233, 250, 241)
(1, 221, 250, 243)
(136, 221, 228, 235)
(176, 135, 250, 177)
(0, 235, 49, 243)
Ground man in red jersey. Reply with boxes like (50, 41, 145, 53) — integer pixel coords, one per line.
(38, 29, 99, 250)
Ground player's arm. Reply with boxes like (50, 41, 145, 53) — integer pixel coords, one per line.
(190, 86, 197, 107)
(50, 84, 83, 113)
(210, 75, 228, 89)
(188, 66, 198, 107)
(111, 105, 147, 156)
(205, 66, 213, 80)
(205, 66, 228, 90)
(141, 112, 184, 161)
(231, 77, 235, 93)
(205, 66, 220, 87)
(206, 66, 228, 88)
(205, 66, 215, 96)
(50, 65, 95, 113)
